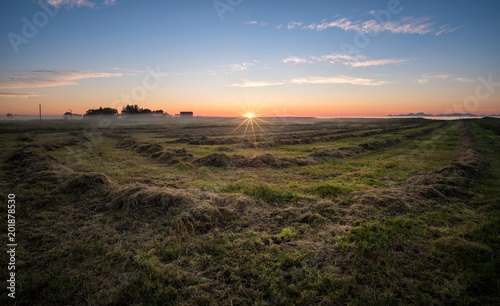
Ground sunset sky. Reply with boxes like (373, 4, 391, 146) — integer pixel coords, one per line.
(1, 0, 499, 117)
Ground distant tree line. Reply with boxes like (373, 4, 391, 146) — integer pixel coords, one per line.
(85, 107, 118, 116)
(121, 104, 163, 114)
(84, 105, 165, 117)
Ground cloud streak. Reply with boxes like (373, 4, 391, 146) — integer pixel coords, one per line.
(290, 76, 389, 86)
(436, 24, 462, 36)
(293, 16, 457, 36)
(0, 70, 123, 89)
(46, 0, 116, 8)
(282, 56, 311, 64)
(231, 75, 390, 87)
(231, 80, 285, 88)
(0, 93, 39, 98)
(345, 58, 409, 68)
(282, 52, 409, 68)
(417, 74, 450, 83)
(46, 0, 95, 8)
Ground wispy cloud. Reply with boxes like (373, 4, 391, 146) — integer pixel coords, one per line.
(231, 80, 285, 88)
(311, 53, 366, 64)
(0, 93, 39, 98)
(290, 76, 389, 86)
(0, 70, 123, 89)
(244, 20, 267, 26)
(417, 74, 450, 83)
(299, 16, 448, 35)
(436, 24, 462, 36)
(287, 21, 303, 30)
(46, 0, 116, 8)
(282, 56, 311, 64)
(46, 0, 95, 8)
(345, 58, 409, 68)
(220, 62, 256, 74)
(282, 52, 409, 68)
(231, 75, 390, 87)
(455, 77, 475, 83)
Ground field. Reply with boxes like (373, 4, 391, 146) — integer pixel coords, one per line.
(1, 117, 499, 305)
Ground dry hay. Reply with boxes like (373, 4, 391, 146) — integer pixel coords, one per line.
(349, 123, 486, 215)
(60, 172, 112, 194)
(194, 153, 234, 168)
(152, 148, 193, 164)
(106, 184, 248, 233)
(216, 146, 233, 152)
(135, 143, 164, 154)
(4, 144, 73, 190)
(104, 132, 195, 165)
(67, 130, 91, 145)
(194, 152, 314, 168)
(308, 124, 444, 161)
(6, 144, 59, 170)
(248, 153, 280, 168)
(16, 132, 35, 142)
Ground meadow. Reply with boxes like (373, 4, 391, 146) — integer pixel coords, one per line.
(0, 117, 499, 305)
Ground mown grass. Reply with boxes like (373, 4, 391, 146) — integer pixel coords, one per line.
(1, 118, 499, 305)
(45, 121, 457, 202)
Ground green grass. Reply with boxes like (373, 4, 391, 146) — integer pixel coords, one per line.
(1, 118, 499, 305)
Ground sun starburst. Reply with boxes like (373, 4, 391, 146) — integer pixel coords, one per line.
(229, 104, 268, 143)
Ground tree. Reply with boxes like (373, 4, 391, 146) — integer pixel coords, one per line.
(84, 107, 118, 116)
(122, 104, 140, 114)
(121, 104, 159, 115)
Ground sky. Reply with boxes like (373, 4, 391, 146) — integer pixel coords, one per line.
(0, 0, 499, 117)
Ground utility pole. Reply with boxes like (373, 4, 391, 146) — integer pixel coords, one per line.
(39, 104, 41, 123)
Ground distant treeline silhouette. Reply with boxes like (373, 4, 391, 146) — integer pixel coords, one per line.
(84, 105, 164, 116)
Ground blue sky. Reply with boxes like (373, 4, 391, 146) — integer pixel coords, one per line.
(1, 0, 499, 116)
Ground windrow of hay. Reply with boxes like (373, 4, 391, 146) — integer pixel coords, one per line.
(16, 132, 35, 142)
(103, 184, 270, 233)
(4, 139, 268, 234)
(194, 152, 315, 168)
(103, 132, 194, 165)
(168, 120, 428, 148)
(5, 144, 72, 176)
(308, 124, 446, 161)
(350, 122, 487, 217)
(66, 130, 91, 146)
(254, 122, 430, 149)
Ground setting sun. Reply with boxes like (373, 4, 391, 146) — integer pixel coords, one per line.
(244, 113, 255, 119)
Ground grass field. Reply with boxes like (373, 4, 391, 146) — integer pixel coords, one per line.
(1, 117, 499, 305)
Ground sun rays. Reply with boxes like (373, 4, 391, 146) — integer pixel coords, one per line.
(229, 104, 268, 143)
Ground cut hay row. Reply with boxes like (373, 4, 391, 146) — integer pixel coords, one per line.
(348, 121, 487, 218)
(103, 132, 194, 165)
(308, 123, 447, 162)
(170, 121, 430, 148)
(2, 120, 496, 305)
(4, 139, 269, 235)
(194, 123, 447, 168)
(104, 123, 445, 170)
